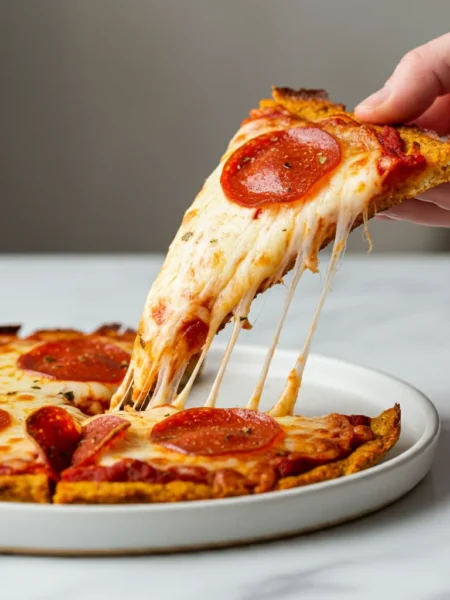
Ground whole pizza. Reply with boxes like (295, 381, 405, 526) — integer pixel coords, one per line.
(2, 87, 450, 504)
(0, 325, 399, 504)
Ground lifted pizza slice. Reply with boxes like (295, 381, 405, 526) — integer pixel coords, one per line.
(111, 87, 450, 415)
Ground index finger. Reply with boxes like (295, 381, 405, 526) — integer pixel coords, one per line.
(355, 33, 450, 124)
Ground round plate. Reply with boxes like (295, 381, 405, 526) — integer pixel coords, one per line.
(0, 345, 440, 555)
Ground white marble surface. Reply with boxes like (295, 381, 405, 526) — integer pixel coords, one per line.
(1, 253, 450, 600)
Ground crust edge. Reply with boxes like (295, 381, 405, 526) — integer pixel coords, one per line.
(0, 474, 51, 503)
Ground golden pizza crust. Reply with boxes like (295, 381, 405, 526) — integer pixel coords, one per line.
(53, 480, 213, 504)
(0, 474, 50, 503)
(53, 405, 400, 504)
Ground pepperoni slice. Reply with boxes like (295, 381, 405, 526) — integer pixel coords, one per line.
(26, 406, 82, 477)
(221, 126, 341, 208)
(151, 407, 283, 456)
(72, 415, 130, 467)
(0, 409, 11, 432)
(17, 338, 131, 383)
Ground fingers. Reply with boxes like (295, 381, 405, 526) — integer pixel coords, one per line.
(355, 33, 450, 125)
(377, 197, 450, 227)
(417, 182, 450, 210)
(412, 94, 450, 136)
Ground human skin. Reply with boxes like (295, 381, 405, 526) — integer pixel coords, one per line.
(355, 33, 450, 227)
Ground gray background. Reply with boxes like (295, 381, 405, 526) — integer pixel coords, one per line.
(2, 0, 450, 254)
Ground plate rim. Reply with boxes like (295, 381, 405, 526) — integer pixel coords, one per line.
(0, 346, 440, 514)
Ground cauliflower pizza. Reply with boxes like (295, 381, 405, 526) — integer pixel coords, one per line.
(3, 86, 450, 504)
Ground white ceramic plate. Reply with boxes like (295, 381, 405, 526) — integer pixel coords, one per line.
(0, 345, 440, 555)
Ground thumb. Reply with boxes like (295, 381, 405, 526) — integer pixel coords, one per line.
(355, 33, 450, 124)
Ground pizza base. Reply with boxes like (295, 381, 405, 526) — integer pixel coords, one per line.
(53, 404, 400, 504)
(0, 474, 50, 503)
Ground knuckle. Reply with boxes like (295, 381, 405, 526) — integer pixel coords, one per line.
(400, 48, 425, 68)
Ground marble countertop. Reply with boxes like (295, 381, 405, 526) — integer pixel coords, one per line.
(1, 253, 450, 600)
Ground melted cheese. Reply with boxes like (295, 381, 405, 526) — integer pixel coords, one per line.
(0, 339, 132, 416)
(267, 214, 354, 416)
(0, 334, 132, 472)
(98, 407, 262, 473)
(112, 113, 386, 414)
(92, 407, 357, 476)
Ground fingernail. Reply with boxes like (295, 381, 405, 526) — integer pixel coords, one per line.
(356, 84, 392, 112)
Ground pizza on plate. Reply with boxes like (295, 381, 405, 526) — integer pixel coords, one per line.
(0, 325, 400, 503)
(3, 86, 450, 504)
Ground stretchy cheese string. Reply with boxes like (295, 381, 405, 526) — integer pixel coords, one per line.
(131, 346, 161, 408)
(363, 208, 373, 253)
(147, 355, 186, 408)
(111, 367, 134, 411)
(170, 333, 214, 410)
(246, 248, 307, 411)
(204, 289, 255, 408)
(269, 213, 354, 417)
(204, 318, 244, 409)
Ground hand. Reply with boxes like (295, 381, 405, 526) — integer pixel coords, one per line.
(355, 33, 450, 227)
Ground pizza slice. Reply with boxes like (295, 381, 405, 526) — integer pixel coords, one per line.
(52, 403, 400, 504)
(0, 324, 135, 502)
(111, 87, 450, 417)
